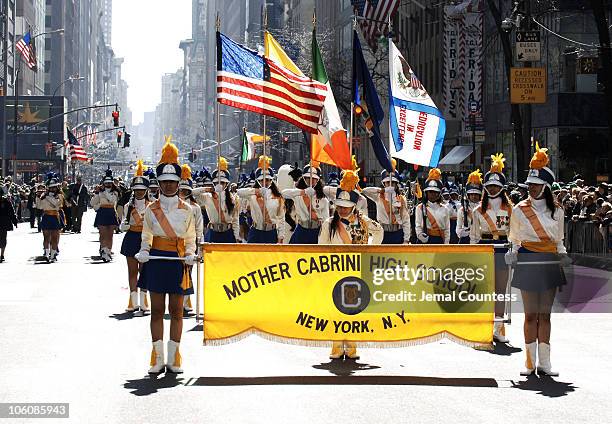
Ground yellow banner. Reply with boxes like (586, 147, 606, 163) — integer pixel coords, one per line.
(202, 244, 495, 348)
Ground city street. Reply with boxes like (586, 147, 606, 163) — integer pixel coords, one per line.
(0, 211, 611, 423)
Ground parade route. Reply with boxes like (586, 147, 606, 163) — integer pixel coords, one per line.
(0, 211, 610, 423)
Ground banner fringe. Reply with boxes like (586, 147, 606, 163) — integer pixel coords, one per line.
(204, 328, 493, 350)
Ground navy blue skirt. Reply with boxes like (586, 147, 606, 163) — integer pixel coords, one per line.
(94, 207, 119, 227)
(40, 213, 62, 231)
(138, 248, 193, 295)
(449, 219, 459, 244)
(417, 235, 444, 244)
(289, 224, 320, 244)
(204, 228, 236, 243)
(382, 229, 404, 244)
(120, 230, 142, 257)
(247, 227, 278, 244)
(511, 247, 565, 292)
(459, 236, 471, 244)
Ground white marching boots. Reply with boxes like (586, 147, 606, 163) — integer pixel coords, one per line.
(49, 249, 58, 262)
(44, 248, 50, 262)
(148, 340, 165, 374)
(126, 291, 138, 312)
(537, 343, 559, 376)
(493, 321, 509, 343)
(139, 290, 150, 312)
(520, 342, 537, 376)
(183, 296, 193, 313)
(166, 340, 183, 373)
(101, 247, 112, 262)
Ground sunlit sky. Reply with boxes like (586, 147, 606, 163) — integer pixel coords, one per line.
(112, 0, 192, 125)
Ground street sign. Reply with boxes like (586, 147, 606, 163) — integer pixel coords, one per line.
(516, 31, 541, 62)
(510, 67, 547, 104)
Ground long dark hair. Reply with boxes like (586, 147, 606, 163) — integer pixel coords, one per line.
(284, 198, 296, 231)
(543, 186, 558, 219)
(481, 188, 512, 212)
(224, 186, 235, 215)
(330, 210, 341, 238)
(296, 177, 325, 199)
(254, 180, 282, 198)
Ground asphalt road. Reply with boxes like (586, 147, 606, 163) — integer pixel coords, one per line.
(0, 211, 611, 423)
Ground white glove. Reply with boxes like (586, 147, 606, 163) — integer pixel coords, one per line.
(184, 254, 197, 266)
(259, 187, 269, 197)
(504, 250, 518, 266)
(135, 250, 150, 263)
(214, 184, 224, 193)
(559, 253, 573, 267)
(459, 227, 470, 238)
(417, 233, 429, 243)
(304, 187, 316, 197)
(119, 222, 130, 232)
(384, 186, 395, 195)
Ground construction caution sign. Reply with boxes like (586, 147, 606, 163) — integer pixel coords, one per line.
(202, 244, 496, 348)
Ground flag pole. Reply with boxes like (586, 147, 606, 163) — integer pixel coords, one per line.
(387, 13, 394, 207)
(350, 15, 356, 158)
(262, 4, 268, 222)
(215, 13, 221, 170)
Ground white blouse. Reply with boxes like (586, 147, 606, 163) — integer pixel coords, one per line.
(193, 188, 240, 241)
(470, 196, 512, 244)
(140, 195, 196, 256)
(509, 197, 566, 254)
(318, 213, 384, 245)
(91, 189, 119, 211)
(456, 201, 479, 237)
(237, 187, 287, 239)
(282, 188, 330, 224)
(36, 193, 62, 211)
(414, 201, 451, 244)
(121, 197, 149, 230)
(361, 187, 411, 241)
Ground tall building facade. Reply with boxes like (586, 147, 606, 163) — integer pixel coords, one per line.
(16, 0, 46, 95)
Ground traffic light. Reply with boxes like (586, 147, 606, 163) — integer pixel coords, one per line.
(123, 132, 131, 148)
(354, 104, 363, 115)
(117, 130, 123, 144)
(188, 148, 197, 162)
(112, 110, 120, 127)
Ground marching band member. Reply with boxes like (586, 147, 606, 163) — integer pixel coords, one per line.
(415, 169, 450, 244)
(282, 162, 329, 244)
(236, 156, 286, 243)
(135, 139, 196, 374)
(326, 171, 340, 217)
(120, 160, 151, 313)
(91, 169, 120, 262)
(323, 158, 368, 216)
(507, 144, 570, 376)
(447, 184, 461, 244)
(145, 168, 160, 202)
(0, 179, 18, 262)
(319, 169, 383, 360)
(36, 173, 63, 262)
(178, 164, 202, 313)
(456, 170, 483, 244)
(471, 154, 513, 343)
(193, 157, 240, 243)
(361, 162, 411, 244)
(276, 164, 301, 243)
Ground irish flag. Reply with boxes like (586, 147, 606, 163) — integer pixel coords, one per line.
(264, 30, 351, 169)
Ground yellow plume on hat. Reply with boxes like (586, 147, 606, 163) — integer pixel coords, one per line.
(159, 136, 179, 165)
(181, 164, 192, 181)
(310, 158, 320, 168)
(426, 168, 441, 182)
(467, 169, 483, 185)
(529, 141, 549, 170)
(351, 155, 359, 172)
(339, 169, 359, 192)
(218, 157, 228, 172)
(258, 155, 271, 169)
(490, 153, 505, 173)
(391, 158, 397, 171)
(135, 159, 144, 177)
(414, 181, 423, 199)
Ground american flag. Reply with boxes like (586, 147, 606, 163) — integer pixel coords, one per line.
(216, 32, 327, 134)
(67, 128, 88, 161)
(352, 0, 400, 52)
(16, 32, 37, 70)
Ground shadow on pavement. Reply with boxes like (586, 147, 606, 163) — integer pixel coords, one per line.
(511, 374, 577, 397)
(313, 359, 381, 376)
(188, 324, 203, 332)
(188, 374, 502, 387)
(108, 311, 148, 320)
(124, 373, 185, 396)
(476, 342, 522, 356)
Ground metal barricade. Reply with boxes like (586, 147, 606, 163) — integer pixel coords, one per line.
(565, 220, 610, 256)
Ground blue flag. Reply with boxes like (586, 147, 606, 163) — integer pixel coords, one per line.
(352, 31, 393, 172)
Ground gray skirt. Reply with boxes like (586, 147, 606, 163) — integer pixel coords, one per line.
(511, 247, 565, 292)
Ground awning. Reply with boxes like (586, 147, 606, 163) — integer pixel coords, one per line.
(438, 145, 474, 166)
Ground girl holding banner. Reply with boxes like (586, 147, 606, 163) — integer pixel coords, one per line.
(91, 168, 120, 262)
(119, 160, 150, 314)
(361, 161, 411, 244)
(236, 156, 286, 244)
(470, 154, 513, 343)
(507, 145, 571, 377)
(415, 169, 450, 244)
(178, 164, 203, 313)
(319, 170, 383, 360)
(282, 162, 329, 244)
(135, 139, 197, 374)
